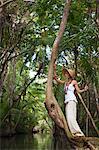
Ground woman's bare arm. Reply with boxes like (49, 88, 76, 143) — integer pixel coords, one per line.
(54, 76, 65, 84)
(73, 80, 88, 93)
(53, 64, 65, 84)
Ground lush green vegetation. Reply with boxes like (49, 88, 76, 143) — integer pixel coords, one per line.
(0, 0, 99, 136)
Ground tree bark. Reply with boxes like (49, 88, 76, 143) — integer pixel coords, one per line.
(45, 0, 72, 139)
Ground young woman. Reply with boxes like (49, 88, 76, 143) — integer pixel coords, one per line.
(53, 64, 88, 137)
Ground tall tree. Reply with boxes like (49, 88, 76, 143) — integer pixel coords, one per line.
(45, 0, 72, 138)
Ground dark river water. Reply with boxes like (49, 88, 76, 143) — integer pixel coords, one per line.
(1, 133, 98, 150)
(0, 133, 53, 150)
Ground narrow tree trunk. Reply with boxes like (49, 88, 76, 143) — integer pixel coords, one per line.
(93, 84, 99, 113)
(86, 91, 90, 136)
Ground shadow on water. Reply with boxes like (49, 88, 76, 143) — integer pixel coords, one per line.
(0, 132, 73, 150)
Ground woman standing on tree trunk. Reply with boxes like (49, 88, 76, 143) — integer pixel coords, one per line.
(53, 64, 88, 137)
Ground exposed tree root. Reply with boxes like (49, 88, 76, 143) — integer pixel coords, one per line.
(70, 137, 96, 150)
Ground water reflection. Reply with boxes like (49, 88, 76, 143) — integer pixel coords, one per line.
(0, 131, 99, 150)
(1, 133, 52, 150)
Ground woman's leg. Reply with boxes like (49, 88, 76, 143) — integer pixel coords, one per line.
(65, 101, 84, 136)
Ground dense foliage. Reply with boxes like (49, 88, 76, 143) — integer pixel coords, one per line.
(0, 0, 98, 136)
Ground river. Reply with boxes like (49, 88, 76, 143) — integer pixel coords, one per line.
(1, 133, 99, 150)
(0, 133, 52, 150)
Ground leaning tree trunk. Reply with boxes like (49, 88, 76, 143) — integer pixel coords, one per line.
(45, 0, 72, 139)
(45, 0, 96, 149)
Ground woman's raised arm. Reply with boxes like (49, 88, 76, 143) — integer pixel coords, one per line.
(53, 64, 65, 84)
(73, 80, 88, 93)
